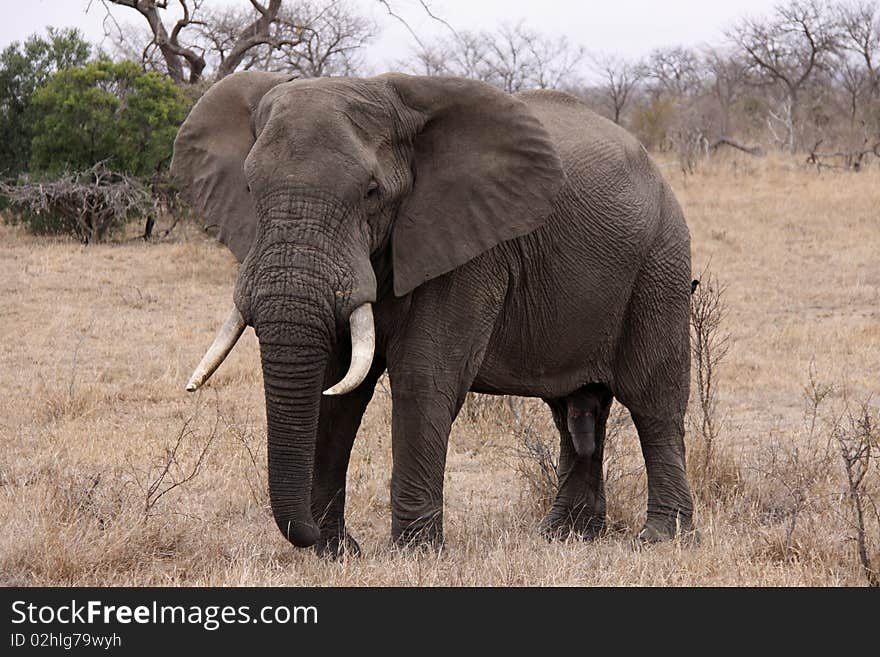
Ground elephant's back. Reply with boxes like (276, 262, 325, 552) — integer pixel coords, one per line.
(515, 89, 668, 250)
(515, 89, 641, 161)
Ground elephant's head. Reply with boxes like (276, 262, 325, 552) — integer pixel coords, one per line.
(171, 72, 562, 547)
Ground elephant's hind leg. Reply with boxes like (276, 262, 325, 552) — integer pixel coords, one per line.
(311, 356, 386, 559)
(613, 225, 696, 542)
(628, 411, 695, 542)
(540, 384, 613, 541)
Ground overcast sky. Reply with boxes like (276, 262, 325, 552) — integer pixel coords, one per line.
(2, 0, 781, 75)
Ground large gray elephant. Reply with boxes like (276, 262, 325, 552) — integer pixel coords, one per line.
(171, 71, 695, 556)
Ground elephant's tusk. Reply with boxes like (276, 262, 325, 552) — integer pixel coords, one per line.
(185, 306, 247, 392)
(323, 303, 375, 396)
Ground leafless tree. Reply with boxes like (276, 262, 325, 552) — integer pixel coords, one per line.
(590, 53, 644, 124)
(644, 46, 703, 98)
(97, 0, 210, 83)
(833, 400, 880, 587)
(405, 22, 584, 92)
(836, 50, 872, 122)
(406, 30, 490, 78)
(837, 0, 880, 97)
(703, 48, 748, 136)
(728, 0, 841, 152)
(689, 273, 730, 478)
(97, 0, 373, 82)
(195, 0, 373, 78)
(488, 23, 585, 92)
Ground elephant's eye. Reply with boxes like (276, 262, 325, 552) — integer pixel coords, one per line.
(365, 179, 379, 199)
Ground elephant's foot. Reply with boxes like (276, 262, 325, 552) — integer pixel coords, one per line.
(392, 513, 444, 551)
(539, 507, 605, 542)
(314, 530, 361, 560)
(637, 512, 699, 545)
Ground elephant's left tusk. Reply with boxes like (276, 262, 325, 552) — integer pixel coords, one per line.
(323, 303, 375, 396)
(186, 306, 247, 392)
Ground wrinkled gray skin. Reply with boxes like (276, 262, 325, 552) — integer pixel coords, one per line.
(171, 72, 695, 556)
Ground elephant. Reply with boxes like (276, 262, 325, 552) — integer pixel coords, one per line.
(170, 71, 696, 556)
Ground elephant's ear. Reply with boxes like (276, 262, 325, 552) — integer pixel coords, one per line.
(171, 71, 293, 262)
(383, 74, 563, 297)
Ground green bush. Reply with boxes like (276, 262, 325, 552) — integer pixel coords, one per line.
(29, 60, 191, 177)
(0, 27, 91, 179)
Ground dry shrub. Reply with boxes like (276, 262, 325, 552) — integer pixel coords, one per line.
(124, 402, 220, 521)
(602, 404, 646, 534)
(687, 271, 742, 503)
(0, 164, 153, 243)
(832, 400, 880, 586)
(742, 370, 880, 582)
(507, 398, 558, 518)
(515, 432, 558, 515)
(0, 463, 182, 584)
(461, 392, 512, 425)
(221, 404, 269, 510)
(749, 432, 835, 563)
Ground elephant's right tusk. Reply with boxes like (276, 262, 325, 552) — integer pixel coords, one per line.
(185, 306, 247, 392)
(323, 303, 375, 396)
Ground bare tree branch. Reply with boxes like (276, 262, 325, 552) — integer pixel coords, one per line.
(590, 52, 644, 124)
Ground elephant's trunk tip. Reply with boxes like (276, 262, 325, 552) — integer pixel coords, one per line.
(280, 518, 322, 548)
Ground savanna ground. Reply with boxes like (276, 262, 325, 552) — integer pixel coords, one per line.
(1, 154, 878, 586)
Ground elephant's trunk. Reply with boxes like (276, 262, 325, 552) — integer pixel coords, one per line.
(248, 252, 375, 548)
(258, 303, 374, 548)
(259, 323, 329, 548)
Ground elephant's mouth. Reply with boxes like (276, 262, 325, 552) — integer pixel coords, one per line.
(184, 303, 375, 396)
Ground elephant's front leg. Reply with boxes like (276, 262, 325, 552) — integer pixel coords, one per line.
(311, 357, 386, 559)
(388, 382, 459, 547)
(385, 271, 503, 548)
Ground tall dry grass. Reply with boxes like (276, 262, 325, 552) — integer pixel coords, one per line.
(1, 153, 878, 585)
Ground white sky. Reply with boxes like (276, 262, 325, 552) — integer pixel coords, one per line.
(2, 0, 781, 76)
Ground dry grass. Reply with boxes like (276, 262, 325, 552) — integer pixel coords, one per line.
(1, 153, 878, 586)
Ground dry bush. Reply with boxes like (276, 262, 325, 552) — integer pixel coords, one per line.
(832, 400, 880, 586)
(514, 429, 558, 515)
(687, 271, 742, 502)
(498, 398, 557, 518)
(461, 391, 514, 426)
(221, 404, 269, 510)
(601, 404, 646, 534)
(749, 432, 834, 562)
(126, 405, 219, 521)
(0, 164, 153, 243)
